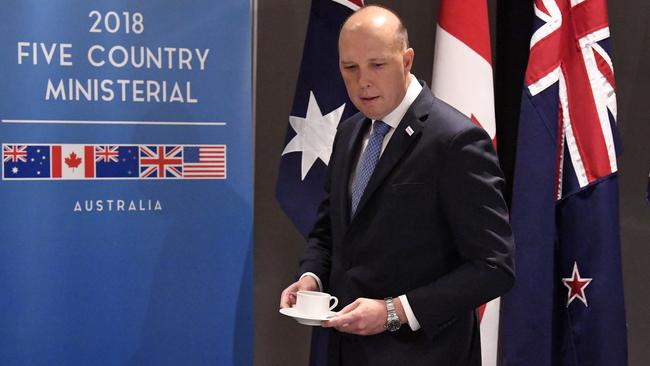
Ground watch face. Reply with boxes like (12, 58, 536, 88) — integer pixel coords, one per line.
(385, 316, 401, 332)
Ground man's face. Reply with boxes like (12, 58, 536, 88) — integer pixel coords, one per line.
(338, 26, 413, 121)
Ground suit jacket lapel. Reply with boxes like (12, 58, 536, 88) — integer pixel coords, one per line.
(351, 85, 434, 221)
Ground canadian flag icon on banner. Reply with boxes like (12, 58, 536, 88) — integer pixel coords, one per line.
(51, 145, 95, 179)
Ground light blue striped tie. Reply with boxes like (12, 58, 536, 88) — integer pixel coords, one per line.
(351, 120, 391, 216)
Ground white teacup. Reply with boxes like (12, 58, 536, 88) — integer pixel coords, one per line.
(295, 290, 338, 317)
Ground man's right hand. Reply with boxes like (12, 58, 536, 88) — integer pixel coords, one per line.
(279, 275, 319, 309)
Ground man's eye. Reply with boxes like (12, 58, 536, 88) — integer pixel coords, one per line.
(373, 63, 385, 68)
(343, 65, 357, 70)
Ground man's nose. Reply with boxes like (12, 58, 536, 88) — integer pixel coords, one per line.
(357, 68, 371, 89)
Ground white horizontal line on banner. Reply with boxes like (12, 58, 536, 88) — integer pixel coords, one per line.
(1, 119, 226, 126)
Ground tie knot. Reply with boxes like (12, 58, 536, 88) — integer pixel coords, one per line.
(372, 120, 391, 138)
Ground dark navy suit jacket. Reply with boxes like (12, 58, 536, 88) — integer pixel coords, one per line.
(299, 83, 515, 366)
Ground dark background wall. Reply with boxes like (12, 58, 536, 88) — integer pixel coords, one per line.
(254, 1, 650, 365)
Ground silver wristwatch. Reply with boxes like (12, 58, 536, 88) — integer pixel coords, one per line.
(384, 297, 401, 332)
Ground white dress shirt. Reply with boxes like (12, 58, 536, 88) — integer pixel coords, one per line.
(302, 74, 423, 331)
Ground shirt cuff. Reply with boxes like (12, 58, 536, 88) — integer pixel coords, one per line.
(399, 294, 421, 331)
(299, 272, 323, 292)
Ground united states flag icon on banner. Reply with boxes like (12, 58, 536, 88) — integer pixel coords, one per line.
(183, 145, 226, 179)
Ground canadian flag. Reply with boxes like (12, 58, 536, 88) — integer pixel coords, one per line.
(431, 1, 500, 365)
(432, 0, 496, 141)
(51, 145, 95, 179)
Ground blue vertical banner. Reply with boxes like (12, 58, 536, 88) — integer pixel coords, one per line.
(0, 1, 252, 366)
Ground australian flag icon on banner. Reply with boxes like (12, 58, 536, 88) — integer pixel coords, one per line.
(2, 145, 51, 179)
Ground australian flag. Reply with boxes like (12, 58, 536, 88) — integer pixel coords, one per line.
(275, 0, 362, 237)
(275, 1, 362, 366)
(500, 1, 628, 365)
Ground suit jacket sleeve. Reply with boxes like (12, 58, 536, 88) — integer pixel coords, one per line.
(406, 125, 515, 336)
(296, 130, 341, 290)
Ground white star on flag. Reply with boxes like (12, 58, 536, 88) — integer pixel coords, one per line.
(562, 261, 593, 307)
(282, 91, 345, 180)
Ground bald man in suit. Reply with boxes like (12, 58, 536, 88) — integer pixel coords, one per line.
(280, 5, 514, 365)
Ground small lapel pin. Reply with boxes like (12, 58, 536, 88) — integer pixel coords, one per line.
(405, 126, 414, 136)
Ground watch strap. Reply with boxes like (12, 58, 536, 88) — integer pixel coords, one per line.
(384, 297, 401, 332)
(385, 297, 396, 313)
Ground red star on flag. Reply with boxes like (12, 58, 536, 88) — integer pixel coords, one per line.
(562, 262, 593, 307)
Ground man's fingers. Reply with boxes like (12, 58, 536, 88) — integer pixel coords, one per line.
(279, 293, 289, 308)
(337, 299, 360, 314)
(280, 291, 295, 308)
(323, 306, 359, 328)
(325, 312, 364, 333)
(279, 283, 300, 308)
(322, 299, 358, 327)
(323, 298, 363, 326)
(321, 298, 386, 336)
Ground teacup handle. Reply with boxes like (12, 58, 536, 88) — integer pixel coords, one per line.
(329, 296, 338, 310)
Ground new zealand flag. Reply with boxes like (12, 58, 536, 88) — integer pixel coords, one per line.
(275, 0, 362, 237)
(500, 1, 628, 365)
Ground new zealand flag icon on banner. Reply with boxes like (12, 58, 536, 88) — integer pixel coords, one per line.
(95, 146, 139, 178)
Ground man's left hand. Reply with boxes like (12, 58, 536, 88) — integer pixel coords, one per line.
(322, 298, 387, 336)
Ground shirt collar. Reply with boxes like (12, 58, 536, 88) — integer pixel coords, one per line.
(374, 74, 422, 130)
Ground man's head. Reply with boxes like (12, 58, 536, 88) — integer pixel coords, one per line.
(338, 6, 414, 121)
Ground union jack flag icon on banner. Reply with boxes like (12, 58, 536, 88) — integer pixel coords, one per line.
(140, 146, 184, 178)
(2, 144, 226, 180)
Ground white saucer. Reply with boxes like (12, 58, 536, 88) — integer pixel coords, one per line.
(279, 307, 338, 326)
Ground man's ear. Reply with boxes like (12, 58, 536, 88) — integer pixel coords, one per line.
(403, 48, 414, 73)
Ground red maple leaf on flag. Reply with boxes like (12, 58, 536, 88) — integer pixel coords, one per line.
(65, 152, 82, 169)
